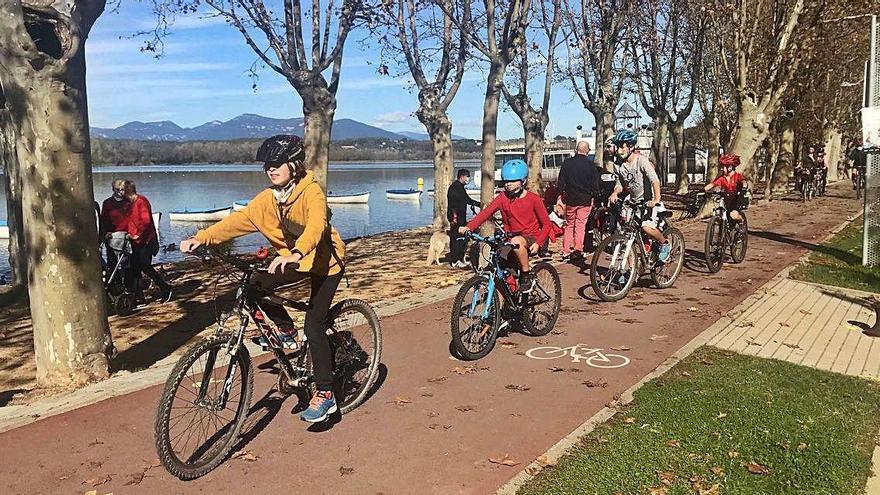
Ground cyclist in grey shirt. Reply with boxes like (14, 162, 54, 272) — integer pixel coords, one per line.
(606, 129, 671, 261)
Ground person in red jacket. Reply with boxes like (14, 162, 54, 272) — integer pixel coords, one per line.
(124, 181, 172, 303)
(704, 153, 749, 222)
(459, 159, 551, 292)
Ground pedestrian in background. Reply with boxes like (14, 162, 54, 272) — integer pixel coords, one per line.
(556, 141, 599, 261)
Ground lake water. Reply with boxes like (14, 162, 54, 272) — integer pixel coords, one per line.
(0, 161, 480, 279)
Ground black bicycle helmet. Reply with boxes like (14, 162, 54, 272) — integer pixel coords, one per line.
(256, 134, 305, 164)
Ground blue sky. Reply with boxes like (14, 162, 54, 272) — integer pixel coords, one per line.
(84, 2, 623, 139)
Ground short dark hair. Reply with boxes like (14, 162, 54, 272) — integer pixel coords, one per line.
(456, 169, 470, 179)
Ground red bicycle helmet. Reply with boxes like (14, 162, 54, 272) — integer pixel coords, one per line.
(719, 153, 740, 169)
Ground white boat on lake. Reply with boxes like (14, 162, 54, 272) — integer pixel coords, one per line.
(169, 207, 232, 222)
(327, 192, 370, 204)
(0, 220, 8, 239)
(232, 200, 249, 211)
(386, 189, 422, 201)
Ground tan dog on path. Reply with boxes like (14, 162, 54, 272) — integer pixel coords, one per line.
(427, 231, 450, 265)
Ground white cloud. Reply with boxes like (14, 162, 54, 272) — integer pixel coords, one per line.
(372, 111, 416, 128)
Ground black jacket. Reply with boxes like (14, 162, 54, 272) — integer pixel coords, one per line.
(447, 180, 480, 224)
(557, 154, 599, 207)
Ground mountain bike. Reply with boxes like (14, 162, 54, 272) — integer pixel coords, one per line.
(799, 169, 816, 201)
(701, 191, 749, 273)
(154, 247, 382, 480)
(589, 199, 685, 302)
(854, 168, 866, 199)
(450, 228, 561, 360)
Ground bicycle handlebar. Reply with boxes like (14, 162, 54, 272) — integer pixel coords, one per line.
(189, 246, 299, 273)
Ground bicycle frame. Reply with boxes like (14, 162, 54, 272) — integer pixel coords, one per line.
(196, 251, 314, 410)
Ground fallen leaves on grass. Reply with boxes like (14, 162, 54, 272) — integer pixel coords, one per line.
(798, 443, 809, 451)
(648, 487, 668, 495)
(665, 439, 681, 448)
(339, 466, 355, 476)
(746, 461, 771, 475)
(680, 371, 692, 377)
(488, 454, 519, 466)
(710, 466, 726, 477)
(658, 471, 676, 486)
(505, 384, 531, 392)
(624, 417, 636, 424)
(717, 412, 728, 419)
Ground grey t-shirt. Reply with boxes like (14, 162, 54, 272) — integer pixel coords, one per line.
(614, 154, 659, 201)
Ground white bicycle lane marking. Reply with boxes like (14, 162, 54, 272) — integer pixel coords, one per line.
(525, 344, 631, 369)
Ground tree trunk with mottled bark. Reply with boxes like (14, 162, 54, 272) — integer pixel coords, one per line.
(652, 120, 669, 181)
(0, 0, 113, 386)
(420, 110, 454, 231)
(764, 133, 779, 200)
(591, 108, 616, 171)
(479, 62, 505, 210)
(772, 123, 796, 195)
(671, 123, 688, 194)
(728, 103, 772, 178)
(0, 105, 26, 288)
(524, 123, 545, 194)
(823, 126, 842, 182)
(704, 119, 720, 181)
(300, 85, 337, 190)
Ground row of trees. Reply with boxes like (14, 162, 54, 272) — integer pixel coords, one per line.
(0, 0, 873, 385)
(90, 137, 482, 165)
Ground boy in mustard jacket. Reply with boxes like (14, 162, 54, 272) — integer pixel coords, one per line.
(181, 135, 344, 423)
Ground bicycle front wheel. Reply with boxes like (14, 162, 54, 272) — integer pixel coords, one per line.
(730, 214, 748, 264)
(591, 234, 638, 302)
(327, 299, 382, 414)
(451, 275, 501, 360)
(704, 217, 724, 273)
(651, 227, 685, 289)
(155, 333, 253, 480)
(523, 262, 562, 336)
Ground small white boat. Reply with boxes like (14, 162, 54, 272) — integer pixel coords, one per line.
(466, 188, 481, 201)
(169, 207, 232, 222)
(327, 192, 370, 204)
(232, 200, 249, 211)
(386, 189, 422, 201)
(0, 220, 8, 239)
(427, 189, 435, 197)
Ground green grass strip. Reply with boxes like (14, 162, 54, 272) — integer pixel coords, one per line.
(789, 220, 880, 294)
(519, 347, 880, 495)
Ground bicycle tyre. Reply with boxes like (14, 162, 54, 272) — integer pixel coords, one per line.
(704, 217, 724, 273)
(327, 299, 382, 415)
(450, 275, 500, 360)
(155, 333, 253, 480)
(651, 227, 685, 289)
(590, 234, 638, 302)
(522, 262, 562, 336)
(730, 214, 748, 264)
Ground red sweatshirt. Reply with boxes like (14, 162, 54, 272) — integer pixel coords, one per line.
(466, 191, 552, 246)
(101, 197, 131, 234)
(127, 195, 157, 248)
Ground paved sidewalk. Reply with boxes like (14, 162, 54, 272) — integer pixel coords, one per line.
(709, 278, 879, 378)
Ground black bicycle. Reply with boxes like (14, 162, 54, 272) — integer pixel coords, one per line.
(154, 247, 382, 480)
(450, 228, 561, 360)
(589, 199, 685, 302)
(854, 168, 866, 199)
(699, 191, 749, 273)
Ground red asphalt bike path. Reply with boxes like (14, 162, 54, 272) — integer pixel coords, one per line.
(0, 182, 863, 495)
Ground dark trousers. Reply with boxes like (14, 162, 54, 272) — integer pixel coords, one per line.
(249, 269, 343, 390)
(128, 244, 170, 295)
(449, 219, 468, 263)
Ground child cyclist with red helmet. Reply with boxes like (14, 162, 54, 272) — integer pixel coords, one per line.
(458, 159, 552, 293)
(704, 153, 749, 222)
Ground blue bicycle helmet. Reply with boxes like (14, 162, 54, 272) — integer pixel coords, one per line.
(500, 159, 529, 182)
(612, 129, 638, 146)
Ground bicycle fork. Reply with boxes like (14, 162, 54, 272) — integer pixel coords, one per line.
(469, 275, 498, 337)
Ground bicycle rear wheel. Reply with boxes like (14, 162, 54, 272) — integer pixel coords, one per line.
(590, 234, 638, 302)
(522, 262, 562, 336)
(704, 217, 724, 273)
(451, 275, 501, 360)
(155, 333, 253, 480)
(327, 299, 382, 414)
(651, 227, 685, 288)
(730, 214, 748, 263)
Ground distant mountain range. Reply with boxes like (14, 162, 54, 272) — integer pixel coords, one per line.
(91, 114, 468, 142)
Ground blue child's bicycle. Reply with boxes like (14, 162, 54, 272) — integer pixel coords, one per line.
(450, 228, 562, 360)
